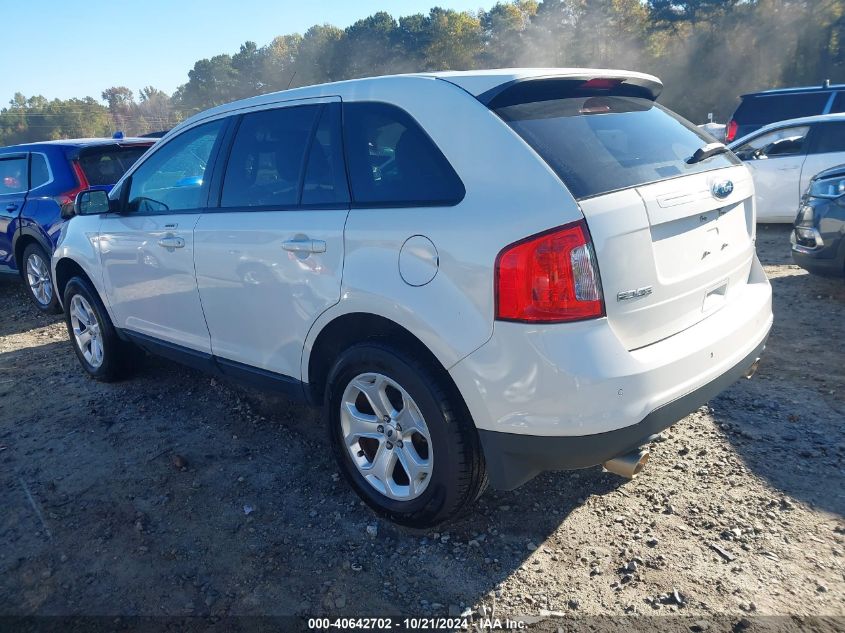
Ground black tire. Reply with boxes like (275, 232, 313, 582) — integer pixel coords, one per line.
(21, 242, 61, 314)
(63, 275, 138, 381)
(326, 342, 487, 527)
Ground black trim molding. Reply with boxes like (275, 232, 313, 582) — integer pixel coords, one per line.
(119, 329, 309, 403)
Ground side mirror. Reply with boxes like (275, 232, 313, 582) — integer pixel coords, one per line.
(73, 189, 111, 217)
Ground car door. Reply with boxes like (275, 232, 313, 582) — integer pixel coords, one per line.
(732, 124, 810, 222)
(0, 153, 29, 272)
(194, 99, 349, 382)
(99, 118, 229, 355)
(800, 121, 845, 194)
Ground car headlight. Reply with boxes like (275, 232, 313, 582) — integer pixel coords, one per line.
(808, 176, 845, 199)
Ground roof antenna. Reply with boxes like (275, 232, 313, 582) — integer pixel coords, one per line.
(823, 78, 831, 88)
(287, 71, 297, 90)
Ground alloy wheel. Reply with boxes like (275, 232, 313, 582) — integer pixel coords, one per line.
(69, 294, 104, 368)
(26, 252, 53, 306)
(340, 372, 433, 501)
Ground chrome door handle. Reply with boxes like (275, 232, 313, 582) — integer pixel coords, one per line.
(157, 235, 185, 249)
(282, 238, 326, 254)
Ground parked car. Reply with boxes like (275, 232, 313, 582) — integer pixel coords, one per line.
(53, 69, 772, 526)
(728, 113, 845, 222)
(725, 80, 845, 143)
(791, 163, 845, 277)
(0, 138, 154, 311)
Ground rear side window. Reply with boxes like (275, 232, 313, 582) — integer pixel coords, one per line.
(302, 104, 349, 206)
(221, 105, 320, 208)
(495, 96, 739, 199)
(78, 145, 150, 186)
(0, 156, 27, 194)
(30, 154, 51, 188)
(734, 92, 830, 125)
(343, 102, 464, 206)
(809, 121, 845, 154)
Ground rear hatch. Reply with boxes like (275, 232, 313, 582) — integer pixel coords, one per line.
(72, 143, 152, 188)
(491, 78, 755, 350)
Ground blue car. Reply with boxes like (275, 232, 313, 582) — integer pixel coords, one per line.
(0, 138, 154, 312)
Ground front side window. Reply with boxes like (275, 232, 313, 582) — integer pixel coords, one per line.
(733, 125, 810, 161)
(0, 156, 27, 194)
(126, 120, 224, 213)
(221, 105, 320, 208)
(343, 102, 464, 206)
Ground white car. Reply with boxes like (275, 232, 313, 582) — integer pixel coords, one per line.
(728, 112, 845, 222)
(53, 69, 773, 527)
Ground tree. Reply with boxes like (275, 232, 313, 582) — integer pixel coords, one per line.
(425, 8, 484, 70)
(336, 12, 400, 78)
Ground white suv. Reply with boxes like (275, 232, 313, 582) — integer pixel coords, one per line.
(53, 69, 773, 527)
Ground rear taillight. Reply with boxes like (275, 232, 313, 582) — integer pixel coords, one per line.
(54, 161, 90, 210)
(725, 119, 738, 142)
(495, 220, 605, 323)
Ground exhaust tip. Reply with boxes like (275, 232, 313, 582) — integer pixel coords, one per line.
(745, 357, 762, 379)
(603, 448, 650, 479)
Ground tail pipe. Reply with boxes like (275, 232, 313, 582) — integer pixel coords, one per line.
(603, 448, 650, 479)
(745, 357, 762, 379)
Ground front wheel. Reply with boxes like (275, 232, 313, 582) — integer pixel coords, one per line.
(22, 243, 61, 313)
(326, 343, 487, 527)
(63, 276, 136, 381)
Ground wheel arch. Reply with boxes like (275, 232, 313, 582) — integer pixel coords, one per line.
(13, 228, 52, 275)
(304, 312, 466, 410)
(54, 257, 95, 308)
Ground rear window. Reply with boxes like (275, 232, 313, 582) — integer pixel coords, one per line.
(343, 102, 464, 207)
(733, 92, 830, 125)
(78, 145, 150, 186)
(495, 96, 739, 200)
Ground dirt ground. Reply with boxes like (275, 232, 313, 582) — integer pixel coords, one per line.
(0, 224, 843, 630)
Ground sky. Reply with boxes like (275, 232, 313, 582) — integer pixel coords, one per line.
(0, 0, 498, 105)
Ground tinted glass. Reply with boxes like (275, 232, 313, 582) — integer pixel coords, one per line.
(0, 157, 27, 194)
(222, 105, 319, 208)
(127, 120, 224, 213)
(732, 125, 810, 160)
(830, 91, 845, 113)
(809, 121, 845, 154)
(30, 154, 51, 188)
(733, 92, 830, 125)
(79, 145, 150, 186)
(343, 102, 464, 206)
(495, 96, 739, 199)
(302, 104, 349, 206)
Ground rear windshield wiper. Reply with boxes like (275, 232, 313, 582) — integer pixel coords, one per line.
(687, 142, 729, 165)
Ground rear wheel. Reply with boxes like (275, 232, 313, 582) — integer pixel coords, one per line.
(63, 276, 137, 381)
(22, 243, 60, 313)
(326, 343, 487, 527)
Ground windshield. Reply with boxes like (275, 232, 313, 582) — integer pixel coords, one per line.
(494, 96, 739, 199)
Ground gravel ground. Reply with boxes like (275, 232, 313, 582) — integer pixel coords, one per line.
(0, 224, 843, 630)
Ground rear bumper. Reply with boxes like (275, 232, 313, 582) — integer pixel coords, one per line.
(450, 253, 773, 489)
(478, 336, 766, 489)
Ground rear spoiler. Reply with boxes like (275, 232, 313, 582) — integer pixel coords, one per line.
(478, 75, 663, 109)
(65, 142, 154, 160)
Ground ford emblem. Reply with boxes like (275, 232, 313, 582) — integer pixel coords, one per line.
(712, 180, 734, 199)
